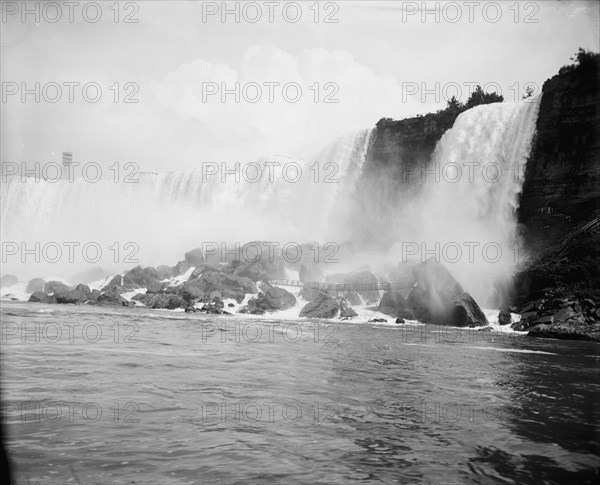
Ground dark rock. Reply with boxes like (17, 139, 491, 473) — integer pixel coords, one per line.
(0, 275, 18, 288)
(369, 318, 387, 323)
(26, 277, 46, 293)
(407, 259, 488, 327)
(299, 293, 339, 319)
(101, 274, 126, 293)
(96, 291, 134, 307)
(228, 303, 234, 307)
(340, 307, 358, 318)
(43, 281, 71, 295)
(230, 258, 286, 282)
(260, 284, 296, 311)
(299, 287, 330, 301)
(55, 284, 92, 304)
(528, 322, 600, 342)
(395, 318, 405, 324)
(498, 310, 512, 326)
(183, 271, 257, 303)
(123, 266, 162, 292)
(173, 260, 193, 276)
(28, 291, 55, 303)
(147, 293, 187, 310)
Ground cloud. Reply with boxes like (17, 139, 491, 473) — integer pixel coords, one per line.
(151, 46, 410, 161)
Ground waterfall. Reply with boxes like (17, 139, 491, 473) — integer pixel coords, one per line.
(0, 129, 372, 279)
(389, 96, 542, 303)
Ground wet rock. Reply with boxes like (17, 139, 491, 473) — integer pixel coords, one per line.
(96, 291, 134, 307)
(343, 291, 362, 306)
(123, 266, 162, 292)
(528, 322, 600, 342)
(260, 284, 296, 311)
(147, 293, 187, 310)
(28, 291, 55, 303)
(340, 307, 358, 318)
(0, 275, 18, 288)
(379, 291, 410, 317)
(184, 271, 256, 303)
(369, 318, 387, 323)
(407, 259, 488, 327)
(395, 318, 405, 324)
(345, 271, 380, 305)
(498, 310, 512, 326)
(43, 281, 71, 295)
(101, 274, 126, 293)
(299, 287, 329, 301)
(156, 265, 175, 280)
(26, 277, 46, 293)
(299, 293, 339, 319)
(55, 284, 92, 304)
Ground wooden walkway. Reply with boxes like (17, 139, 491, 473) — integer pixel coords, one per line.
(268, 279, 414, 293)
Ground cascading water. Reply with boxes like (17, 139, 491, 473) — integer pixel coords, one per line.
(0, 129, 372, 279)
(389, 96, 542, 303)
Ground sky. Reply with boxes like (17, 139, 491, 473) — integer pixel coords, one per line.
(1, 0, 599, 173)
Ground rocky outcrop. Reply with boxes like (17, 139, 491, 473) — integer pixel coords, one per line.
(96, 290, 134, 307)
(55, 284, 92, 304)
(519, 52, 600, 255)
(300, 292, 339, 319)
(123, 266, 163, 292)
(259, 283, 296, 311)
(184, 271, 256, 303)
(0, 275, 18, 288)
(43, 281, 71, 295)
(28, 291, 56, 303)
(407, 259, 488, 327)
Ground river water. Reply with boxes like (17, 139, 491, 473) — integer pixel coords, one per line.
(1, 301, 598, 484)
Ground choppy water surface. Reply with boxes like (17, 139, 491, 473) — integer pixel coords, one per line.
(1, 301, 599, 484)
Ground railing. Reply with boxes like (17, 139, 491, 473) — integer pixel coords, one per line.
(557, 216, 600, 255)
(268, 279, 407, 292)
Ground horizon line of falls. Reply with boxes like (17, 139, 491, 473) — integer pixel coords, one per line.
(0, 129, 373, 280)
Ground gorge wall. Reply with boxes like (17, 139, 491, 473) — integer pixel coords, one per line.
(356, 54, 600, 258)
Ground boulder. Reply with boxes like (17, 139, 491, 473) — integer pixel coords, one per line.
(260, 284, 296, 311)
(528, 322, 600, 342)
(406, 259, 488, 327)
(43, 281, 71, 295)
(239, 296, 269, 315)
(498, 310, 512, 326)
(147, 293, 187, 310)
(0, 275, 18, 288)
(300, 287, 330, 301)
(230, 258, 286, 282)
(395, 318, 405, 324)
(183, 271, 256, 303)
(55, 284, 92, 304)
(28, 291, 55, 303)
(340, 307, 358, 318)
(173, 260, 193, 276)
(26, 277, 46, 293)
(101, 274, 126, 293)
(184, 247, 205, 266)
(123, 266, 162, 291)
(96, 291, 134, 307)
(299, 293, 339, 319)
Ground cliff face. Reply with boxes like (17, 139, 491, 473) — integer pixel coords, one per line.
(356, 56, 600, 256)
(518, 60, 600, 254)
(353, 111, 460, 246)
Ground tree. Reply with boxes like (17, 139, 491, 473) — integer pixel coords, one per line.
(465, 85, 504, 109)
(446, 96, 463, 111)
(522, 85, 535, 99)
